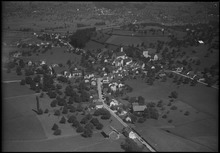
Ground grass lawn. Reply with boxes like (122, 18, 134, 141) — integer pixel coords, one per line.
(21, 46, 81, 66)
(2, 82, 35, 98)
(3, 96, 47, 141)
(106, 35, 143, 46)
(3, 132, 115, 152)
(2, 70, 25, 81)
(84, 40, 105, 50)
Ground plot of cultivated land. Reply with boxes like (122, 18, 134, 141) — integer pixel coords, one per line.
(134, 126, 212, 152)
(2, 82, 35, 98)
(3, 132, 110, 152)
(21, 47, 81, 66)
(3, 96, 46, 141)
(106, 35, 143, 46)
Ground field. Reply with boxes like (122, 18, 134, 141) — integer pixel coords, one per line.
(124, 77, 218, 151)
(106, 35, 143, 46)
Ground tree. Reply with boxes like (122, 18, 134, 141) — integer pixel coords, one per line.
(68, 115, 77, 123)
(96, 123, 103, 130)
(121, 138, 144, 152)
(60, 116, 66, 124)
(44, 108, 49, 114)
(25, 76, 33, 84)
(137, 96, 145, 105)
(138, 117, 145, 123)
(76, 126, 84, 133)
(80, 117, 88, 124)
(84, 122, 94, 130)
(54, 110, 61, 116)
(170, 91, 178, 99)
(62, 106, 68, 114)
(16, 66, 22, 75)
(50, 100, 58, 107)
(52, 123, 59, 130)
(72, 120, 80, 128)
(81, 128, 93, 138)
(69, 105, 76, 113)
(90, 118, 100, 126)
(53, 129, 61, 135)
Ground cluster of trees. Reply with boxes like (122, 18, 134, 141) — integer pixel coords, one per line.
(93, 108, 111, 120)
(69, 27, 96, 48)
(121, 138, 144, 152)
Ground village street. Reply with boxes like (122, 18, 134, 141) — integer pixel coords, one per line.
(97, 77, 156, 152)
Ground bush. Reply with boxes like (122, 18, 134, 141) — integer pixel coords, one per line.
(52, 123, 58, 130)
(157, 100, 163, 107)
(167, 102, 172, 106)
(147, 102, 156, 107)
(44, 108, 49, 113)
(76, 126, 84, 133)
(37, 108, 43, 115)
(101, 114, 111, 120)
(170, 106, 177, 110)
(184, 111, 190, 116)
(138, 117, 145, 123)
(168, 119, 173, 123)
(53, 129, 61, 135)
(20, 79, 26, 85)
(162, 114, 167, 119)
(170, 91, 178, 99)
(96, 123, 103, 130)
(59, 116, 66, 124)
(54, 110, 60, 116)
(40, 92, 44, 98)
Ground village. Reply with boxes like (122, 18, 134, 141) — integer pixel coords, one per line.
(2, 2, 218, 152)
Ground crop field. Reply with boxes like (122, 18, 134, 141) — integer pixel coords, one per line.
(2, 69, 24, 81)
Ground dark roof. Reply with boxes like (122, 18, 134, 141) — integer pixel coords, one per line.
(116, 52, 126, 57)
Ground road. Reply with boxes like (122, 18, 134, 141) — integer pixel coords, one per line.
(97, 78, 156, 152)
(2, 80, 21, 83)
(170, 71, 219, 90)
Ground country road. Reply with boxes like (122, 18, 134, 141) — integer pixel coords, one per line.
(97, 78, 156, 152)
(2, 80, 21, 83)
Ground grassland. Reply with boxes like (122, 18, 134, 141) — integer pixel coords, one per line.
(123, 77, 218, 151)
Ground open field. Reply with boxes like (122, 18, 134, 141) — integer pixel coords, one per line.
(106, 35, 143, 46)
(21, 47, 81, 66)
(2, 82, 35, 98)
(125, 77, 218, 151)
(2, 70, 24, 81)
(3, 132, 120, 152)
(3, 95, 46, 141)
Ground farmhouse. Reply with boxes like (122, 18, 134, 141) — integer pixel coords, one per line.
(102, 126, 120, 139)
(132, 104, 147, 112)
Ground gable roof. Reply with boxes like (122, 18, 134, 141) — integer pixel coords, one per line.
(116, 51, 126, 57)
(102, 126, 113, 135)
(133, 105, 147, 112)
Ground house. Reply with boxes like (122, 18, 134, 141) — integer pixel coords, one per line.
(91, 80, 97, 86)
(103, 76, 109, 84)
(125, 116, 131, 122)
(102, 126, 119, 139)
(110, 99, 119, 107)
(116, 51, 126, 60)
(124, 58, 132, 65)
(132, 104, 147, 112)
(94, 99, 103, 109)
(153, 54, 159, 61)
